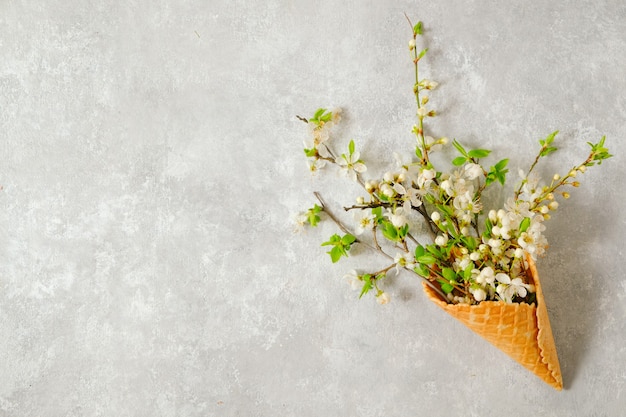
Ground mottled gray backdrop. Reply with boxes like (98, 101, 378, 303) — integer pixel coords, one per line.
(1, 0, 625, 416)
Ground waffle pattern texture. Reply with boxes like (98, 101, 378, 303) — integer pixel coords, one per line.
(423, 255, 563, 390)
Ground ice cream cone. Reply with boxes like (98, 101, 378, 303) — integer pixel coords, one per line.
(423, 255, 563, 390)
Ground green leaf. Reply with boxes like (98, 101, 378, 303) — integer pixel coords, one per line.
(319, 111, 332, 123)
(495, 158, 509, 171)
(442, 267, 456, 282)
(329, 246, 343, 263)
(468, 149, 491, 159)
(348, 139, 355, 156)
(418, 48, 428, 59)
(359, 275, 373, 298)
(414, 245, 425, 259)
(452, 156, 467, 166)
(308, 212, 320, 227)
(382, 222, 399, 241)
(438, 280, 454, 294)
(312, 108, 326, 121)
(539, 147, 557, 157)
(417, 254, 437, 265)
(371, 207, 383, 222)
(484, 218, 493, 237)
(461, 236, 477, 251)
(463, 263, 474, 281)
(304, 148, 317, 157)
(541, 130, 559, 146)
(341, 234, 356, 245)
(414, 264, 430, 278)
(415, 146, 423, 159)
(426, 244, 442, 258)
(519, 217, 531, 233)
(321, 234, 340, 246)
(413, 21, 423, 35)
(452, 139, 468, 157)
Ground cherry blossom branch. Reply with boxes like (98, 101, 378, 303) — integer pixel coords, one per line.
(314, 191, 448, 302)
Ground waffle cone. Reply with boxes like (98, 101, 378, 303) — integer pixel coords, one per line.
(423, 255, 563, 390)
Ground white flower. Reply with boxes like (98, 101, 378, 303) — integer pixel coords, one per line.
(401, 186, 423, 212)
(495, 273, 531, 303)
(425, 135, 443, 152)
(293, 212, 309, 231)
(336, 152, 367, 181)
(430, 211, 441, 223)
(380, 183, 395, 198)
(354, 211, 375, 235)
(471, 287, 487, 302)
(387, 208, 408, 228)
(517, 232, 536, 254)
(394, 251, 416, 273)
(475, 267, 495, 285)
(421, 79, 439, 90)
(308, 158, 326, 174)
(343, 270, 361, 290)
(417, 168, 436, 188)
(376, 292, 391, 305)
(417, 106, 429, 118)
(464, 163, 483, 180)
(435, 234, 448, 246)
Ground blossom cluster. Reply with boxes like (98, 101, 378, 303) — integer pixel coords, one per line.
(296, 20, 612, 305)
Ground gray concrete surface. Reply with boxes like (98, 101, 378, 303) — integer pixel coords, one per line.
(1, 0, 625, 416)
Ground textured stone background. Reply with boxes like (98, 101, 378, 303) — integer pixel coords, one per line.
(1, 0, 625, 416)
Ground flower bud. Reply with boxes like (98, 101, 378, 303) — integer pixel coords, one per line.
(376, 292, 391, 305)
(430, 211, 441, 222)
(438, 137, 449, 145)
(408, 39, 416, 51)
(365, 181, 378, 193)
(548, 201, 559, 210)
(578, 165, 587, 173)
(356, 196, 365, 205)
(488, 210, 497, 223)
(562, 192, 570, 199)
(553, 174, 560, 181)
(569, 170, 577, 178)
(572, 181, 580, 187)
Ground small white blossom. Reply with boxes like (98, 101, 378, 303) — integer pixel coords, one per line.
(417, 168, 436, 188)
(377, 292, 391, 305)
(471, 287, 487, 302)
(394, 251, 416, 273)
(388, 208, 408, 228)
(343, 270, 361, 290)
(495, 273, 531, 303)
(475, 267, 495, 285)
(354, 211, 375, 235)
(336, 152, 367, 182)
(464, 163, 483, 180)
